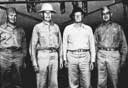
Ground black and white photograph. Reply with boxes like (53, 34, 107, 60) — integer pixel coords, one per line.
(0, 0, 128, 88)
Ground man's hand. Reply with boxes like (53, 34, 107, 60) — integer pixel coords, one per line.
(33, 65, 39, 73)
(59, 58, 63, 69)
(23, 62, 26, 69)
(120, 55, 127, 68)
(90, 62, 95, 71)
(120, 60, 126, 69)
(64, 59, 68, 68)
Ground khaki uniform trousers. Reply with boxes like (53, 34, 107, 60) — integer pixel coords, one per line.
(67, 51, 91, 88)
(97, 50, 120, 88)
(0, 50, 24, 88)
(36, 50, 58, 88)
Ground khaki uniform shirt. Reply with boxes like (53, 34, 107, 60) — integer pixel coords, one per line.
(0, 23, 27, 55)
(30, 21, 62, 66)
(94, 21, 128, 61)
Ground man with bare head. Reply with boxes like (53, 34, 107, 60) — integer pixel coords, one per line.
(94, 6, 128, 88)
(0, 7, 27, 88)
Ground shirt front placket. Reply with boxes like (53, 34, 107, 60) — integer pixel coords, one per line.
(10, 27, 18, 47)
(104, 24, 113, 47)
(47, 24, 53, 48)
(6, 26, 16, 46)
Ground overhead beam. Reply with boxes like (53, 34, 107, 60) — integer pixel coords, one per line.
(0, 5, 42, 21)
(0, 0, 122, 22)
(0, 0, 111, 4)
(86, 0, 122, 16)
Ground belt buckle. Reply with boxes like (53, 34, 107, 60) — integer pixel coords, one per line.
(111, 49, 114, 51)
(106, 48, 114, 51)
(50, 48, 56, 53)
(106, 48, 110, 51)
(77, 49, 81, 52)
(51, 49, 55, 52)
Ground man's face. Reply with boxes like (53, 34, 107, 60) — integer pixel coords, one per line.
(74, 12, 83, 23)
(7, 12, 16, 24)
(43, 11, 52, 22)
(102, 8, 111, 22)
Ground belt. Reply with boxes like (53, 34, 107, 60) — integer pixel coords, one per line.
(98, 47, 119, 51)
(37, 47, 58, 52)
(0, 47, 21, 51)
(68, 49, 89, 52)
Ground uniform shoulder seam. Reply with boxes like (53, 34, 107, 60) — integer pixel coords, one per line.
(83, 24, 92, 31)
(64, 24, 73, 31)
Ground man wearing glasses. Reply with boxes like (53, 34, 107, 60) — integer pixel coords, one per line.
(94, 6, 128, 88)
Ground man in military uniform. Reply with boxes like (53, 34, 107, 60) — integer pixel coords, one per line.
(0, 7, 27, 88)
(63, 7, 95, 88)
(94, 6, 128, 88)
(29, 3, 63, 88)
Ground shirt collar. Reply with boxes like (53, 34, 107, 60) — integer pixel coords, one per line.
(6, 22, 16, 29)
(103, 20, 112, 25)
(73, 22, 84, 28)
(42, 21, 54, 26)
